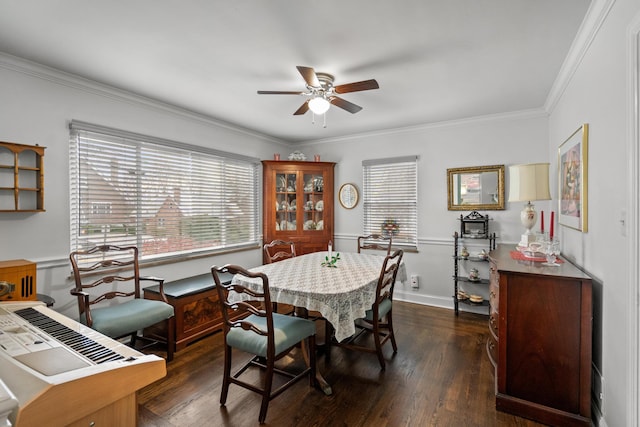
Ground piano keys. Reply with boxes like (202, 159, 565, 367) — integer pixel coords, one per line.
(0, 301, 166, 426)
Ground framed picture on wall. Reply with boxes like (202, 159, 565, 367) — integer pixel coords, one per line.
(558, 123, 588, 232)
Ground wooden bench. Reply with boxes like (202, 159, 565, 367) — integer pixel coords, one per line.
(143, 272, 237, 352)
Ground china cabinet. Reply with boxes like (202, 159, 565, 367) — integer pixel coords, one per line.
(0, 141, 45, 212)
(262, 160, 335, 264)
(452, 211, 496, 315)
(488, 244, 592, 426)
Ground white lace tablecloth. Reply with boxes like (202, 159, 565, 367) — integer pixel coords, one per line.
(230, 251, 407, 342)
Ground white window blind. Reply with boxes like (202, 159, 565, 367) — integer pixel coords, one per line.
(69, 121, 260, 265)
(362, 156, 418, 250)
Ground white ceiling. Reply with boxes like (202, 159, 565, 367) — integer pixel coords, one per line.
(0, 1, 590, 143)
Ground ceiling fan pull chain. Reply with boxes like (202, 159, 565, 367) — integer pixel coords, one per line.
(323, 113, 327, 128)
(311, 111, 316, 125)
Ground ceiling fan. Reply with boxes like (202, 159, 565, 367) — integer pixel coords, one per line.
(257, 66, 379, 116)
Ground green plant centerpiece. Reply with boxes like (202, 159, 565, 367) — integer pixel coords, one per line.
(321, 252, 341, 268)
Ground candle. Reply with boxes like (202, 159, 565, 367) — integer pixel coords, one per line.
(550, 211, 555, 240)
(541, 210, 544, 233)
(328, 240, 333, 259)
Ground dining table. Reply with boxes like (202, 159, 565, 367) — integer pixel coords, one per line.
(229, 250, 407, 394)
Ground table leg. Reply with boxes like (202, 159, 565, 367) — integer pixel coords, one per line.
(297, 307, 333, 395)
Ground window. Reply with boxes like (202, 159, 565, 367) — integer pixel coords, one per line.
(362, 156, 418, 250)
(69, 121, 260, 265)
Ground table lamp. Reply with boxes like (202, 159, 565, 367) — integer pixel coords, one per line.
(508, 163, 551, 247)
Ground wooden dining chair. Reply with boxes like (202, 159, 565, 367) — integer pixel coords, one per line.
(357, 234, 393, 255)
(263, 239, 297, 263)
(263, 239, 296, 315)
(69, 245, 175, 361)
(333, 249, 404, 370)
(212, 264, 317, 424)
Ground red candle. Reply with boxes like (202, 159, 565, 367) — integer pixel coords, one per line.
(550, 211, 555, 240)
(540, 210, 544, 233)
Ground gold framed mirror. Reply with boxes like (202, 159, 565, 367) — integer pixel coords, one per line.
(447, 164, 505, 210)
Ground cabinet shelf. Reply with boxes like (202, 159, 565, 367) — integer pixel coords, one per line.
(458, 298, 489, 307)
(455, 255, 489, 262)
(454, 275, 490, 285)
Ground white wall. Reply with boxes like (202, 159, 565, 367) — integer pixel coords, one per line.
(301, 112, 550, 311)
(0, 56, 284, 319)
(548, 0, 639, 425)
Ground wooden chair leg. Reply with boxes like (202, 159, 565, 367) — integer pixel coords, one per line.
(166, 316, 175, 362)
(388, 311, 398, 353)
(220, 345, 232, 405)
(129, 332, 138, 347)
(259, 358, 275, 424)
(308, 335, 317, 387)
(372, 320, 386, 370)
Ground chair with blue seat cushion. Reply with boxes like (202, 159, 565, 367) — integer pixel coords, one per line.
(70, 245, 175, 361)
(333, 249, 403, 370)
(212, 264, 317, 424)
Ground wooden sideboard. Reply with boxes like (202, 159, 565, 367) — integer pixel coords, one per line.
(488, 244, 592, 427)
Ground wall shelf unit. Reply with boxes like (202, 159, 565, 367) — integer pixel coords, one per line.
(452, 211, 496, 315)
(0, 141, 45, 212)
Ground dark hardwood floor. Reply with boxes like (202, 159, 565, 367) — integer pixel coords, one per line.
(137, 301, 547, 426)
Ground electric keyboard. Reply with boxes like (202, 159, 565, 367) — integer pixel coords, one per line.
(0, 301, 166, 426)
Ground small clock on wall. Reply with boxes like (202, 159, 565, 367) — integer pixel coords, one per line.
(339, 183, 359, 209)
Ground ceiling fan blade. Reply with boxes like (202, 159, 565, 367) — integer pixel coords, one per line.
(293, 101, 309, 115)
(334, 79, 379, 94)
(296, 66, 320, 87)
(257, 90, 304, 95)
(329, 96, 363, 114)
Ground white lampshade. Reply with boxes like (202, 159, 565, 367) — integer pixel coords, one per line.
(508, 163, 551, 246)
(508, 163, 551, 202)
(308, 97, 330, 115)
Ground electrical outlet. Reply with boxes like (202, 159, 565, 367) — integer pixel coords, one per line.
(410, 274, 419, 289)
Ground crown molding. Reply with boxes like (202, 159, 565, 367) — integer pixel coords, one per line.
(295, 108, 548, 147)
(0, 52, 282, 144)
(545, 0, 617, 113)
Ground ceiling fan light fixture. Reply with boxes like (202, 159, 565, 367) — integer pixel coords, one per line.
(308, 96, 330, 115)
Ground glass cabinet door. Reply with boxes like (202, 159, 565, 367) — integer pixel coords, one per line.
(302, 173, 324, 231)
(275, 172, 297, 231)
